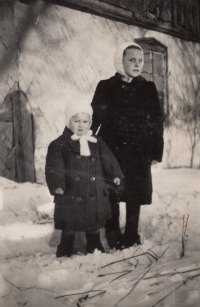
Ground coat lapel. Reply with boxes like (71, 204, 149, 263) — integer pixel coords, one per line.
(62, 127, 80, 153)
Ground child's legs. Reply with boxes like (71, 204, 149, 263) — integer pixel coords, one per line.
(56, 226, 75, 257)
(86, 229, 105, 253)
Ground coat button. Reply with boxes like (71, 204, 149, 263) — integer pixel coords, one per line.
(91, 177, 96, 181)
(91, 157, 96, 162)
(90, 197, 95, 201)
(77, 155, 81, 159)
(77, 197, 82, 202)
(75, 177, 80, 181)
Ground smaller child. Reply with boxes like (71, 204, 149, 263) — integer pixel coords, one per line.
(45, 99, 124, 257)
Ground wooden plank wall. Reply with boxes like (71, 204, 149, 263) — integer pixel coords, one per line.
(58, 0, 200, 42)
(102, 0, 200, 35)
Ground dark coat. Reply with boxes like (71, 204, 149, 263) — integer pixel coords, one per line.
(91, 74, 164, 205)
(45, 127, 124, 232)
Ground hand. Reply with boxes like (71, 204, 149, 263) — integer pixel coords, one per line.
(151, 160, 158, 165)
(54, 188, 64, 195)
(113, 177, 121, 185)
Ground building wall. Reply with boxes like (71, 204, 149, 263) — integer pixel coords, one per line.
(1, 1, 200, 183)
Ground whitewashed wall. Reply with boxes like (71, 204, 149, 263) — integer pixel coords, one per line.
(14, 1, 200, 183)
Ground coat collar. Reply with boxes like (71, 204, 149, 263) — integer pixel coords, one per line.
(113, 73, 146, 87)
(62, 127, 98, 157)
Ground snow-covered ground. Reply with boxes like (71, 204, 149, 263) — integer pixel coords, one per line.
(0, 168, 200, 307)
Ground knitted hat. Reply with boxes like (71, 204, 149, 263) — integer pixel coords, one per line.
(65, 98, 93, 128)
(114, 42, 144, 78)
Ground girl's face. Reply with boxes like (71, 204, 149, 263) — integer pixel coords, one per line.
(69, 113, 91, 136)
(123, 48, 144, 78)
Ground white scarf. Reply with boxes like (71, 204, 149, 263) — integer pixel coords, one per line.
(71, 130, 97, 156)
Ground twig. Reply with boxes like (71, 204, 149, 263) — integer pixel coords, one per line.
(147, 249, 159, 258)
(36, 287, 61, 296)
(98, 270, 132, 277)
(4, 279, 23, 291)
(0, 286, 13, 298)
(150, 282, 162, 286)
(86, 290, 106, 299)
(137, 246, 154, 264)
(55, 290, 102, 299)
(114, 267, 151, 306)
(109, 270, 132, 284)
(180, 215, 189, 258)
(99, 252, 148, 269)
(184, 215, 189, 241)
(181, 215, 185, 258)
(79, 295, 88, 303)
(144, 267, 200, 280)
(79, 290, 106, 303)
(151, 274, 200, 307)
(157, 246, 170, 259)
(8, 207, 19, 217)
(147, 252, 158, 261)
(152, 281, 185, 307)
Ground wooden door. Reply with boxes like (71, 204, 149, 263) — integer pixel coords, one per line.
(0, 90, 35, 183)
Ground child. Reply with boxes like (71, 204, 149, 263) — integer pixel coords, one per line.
(91, 42, 164, 249)
(45, 99, 124, 257)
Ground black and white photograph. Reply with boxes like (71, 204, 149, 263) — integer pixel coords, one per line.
(0, 0, 200, 306)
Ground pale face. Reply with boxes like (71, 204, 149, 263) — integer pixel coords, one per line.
(123, 48, 144, 78)
(69, 113, 91, 136)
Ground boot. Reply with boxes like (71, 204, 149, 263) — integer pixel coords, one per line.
(56, 233, 75, 258)
(106, 229, 125, 250)
(124, 203, 141, 248)
(124, 233, 141, 248)
(123, 214, 141, 248)
(86, 232, 105, 254)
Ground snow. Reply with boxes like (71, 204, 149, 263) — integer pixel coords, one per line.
(0, 168, 200, 307)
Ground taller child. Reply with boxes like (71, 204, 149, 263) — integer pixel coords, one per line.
(91, 42, 164, 249)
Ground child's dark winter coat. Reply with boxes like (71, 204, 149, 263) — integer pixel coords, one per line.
(45, 127, 124, 233)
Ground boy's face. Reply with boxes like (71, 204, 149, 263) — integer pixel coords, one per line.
(69, 113, 91, 136)
(123, 48, 143, 78)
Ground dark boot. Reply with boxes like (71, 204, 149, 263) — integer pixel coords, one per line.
(56, 233, 75, 258)
(105, 202, 124, 250)
(123, 203, 141, 248)
(86, 232, 105, 254)
(106, 230, 125, 250)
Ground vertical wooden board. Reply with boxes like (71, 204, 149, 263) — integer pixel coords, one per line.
(0, 121, 15, 180)
(0, 89, 16, 181)
(12, 91, 35, 183)
(160, 0, 171, 23)
(184, 0, 194, 31)
(177, 0, 185, 26)
(149, 0, 157, 15)
(171, 0, 178, 27)
(193, 0, 199, 35)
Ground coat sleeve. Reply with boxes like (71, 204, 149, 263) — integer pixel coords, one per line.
(98, 137, 124, 180)
(147, 82, 164, 162)
(45, 140, 66, 196)
(91, 80, 108, 134)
